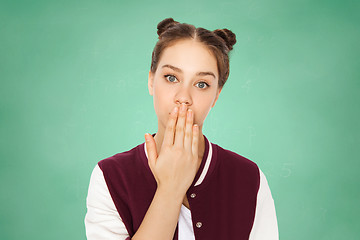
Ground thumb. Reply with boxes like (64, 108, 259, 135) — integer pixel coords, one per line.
(145, 133, 158, 169)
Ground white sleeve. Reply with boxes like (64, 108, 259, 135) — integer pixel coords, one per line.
(84, 164, 130, 240)
(249, 169, 279, 240)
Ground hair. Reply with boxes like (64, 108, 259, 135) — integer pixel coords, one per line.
(150, 18, 237, 88)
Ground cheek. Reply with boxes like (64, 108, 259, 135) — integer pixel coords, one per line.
(193, 100, 214, 125)
(153, 88, 172, 117)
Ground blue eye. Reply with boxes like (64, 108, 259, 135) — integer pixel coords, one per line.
(196, 82, 209, 89)
(165, 74, 177, 83)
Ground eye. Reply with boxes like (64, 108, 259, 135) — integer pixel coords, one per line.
(196, 81, 210, 89)
(164, 74, 178, 83)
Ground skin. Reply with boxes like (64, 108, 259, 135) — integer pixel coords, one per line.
(149, 39, 222, 158)
(132, 39, 222, 240)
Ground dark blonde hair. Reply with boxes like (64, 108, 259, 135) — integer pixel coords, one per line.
(150, 18, 237, 88)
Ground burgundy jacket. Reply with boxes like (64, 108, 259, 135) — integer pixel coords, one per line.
(98, 136, 260, 240)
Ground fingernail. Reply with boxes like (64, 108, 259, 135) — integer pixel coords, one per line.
(181, 103, 186, 111)
(187, 109, 192, 117)
(174, 107, 179, 113)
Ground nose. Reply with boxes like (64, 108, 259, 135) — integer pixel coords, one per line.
(175, 86, 192, 106)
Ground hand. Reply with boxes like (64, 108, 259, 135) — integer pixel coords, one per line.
(145, 103, 200, 197)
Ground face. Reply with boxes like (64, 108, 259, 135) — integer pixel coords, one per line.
(148, 39, 222, 132)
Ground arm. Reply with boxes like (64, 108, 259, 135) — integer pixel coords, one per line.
(249, 169, 279, 240)
(132, 104, 200, 240)
(84, 164, 130, 240)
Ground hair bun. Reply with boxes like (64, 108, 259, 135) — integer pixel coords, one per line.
(157, 18, 179, 37)
(213, 29, 237, 51)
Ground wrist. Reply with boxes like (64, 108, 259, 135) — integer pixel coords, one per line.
(156, 184, 186, 204)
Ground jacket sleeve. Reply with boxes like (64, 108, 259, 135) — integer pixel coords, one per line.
(249, 169, 279, 240)
(84, 164, 130, 240)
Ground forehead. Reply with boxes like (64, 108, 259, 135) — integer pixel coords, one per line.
(157, 39, 218, 77)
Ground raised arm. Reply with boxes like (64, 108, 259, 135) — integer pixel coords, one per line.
(132, 103, 201, 240)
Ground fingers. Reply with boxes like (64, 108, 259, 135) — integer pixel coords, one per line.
(162, 106, 179, 146)
(145, 133, 158, 169)
(184, 108, 194, 150)
(191, 124, 199, 159)
(174, 103, 187, 148)
(163, 103, 196, 151)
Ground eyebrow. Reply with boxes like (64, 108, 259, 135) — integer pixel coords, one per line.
(161, 64, 216, 79)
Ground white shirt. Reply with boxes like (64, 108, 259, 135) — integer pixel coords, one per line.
(85, 139, 279, 239)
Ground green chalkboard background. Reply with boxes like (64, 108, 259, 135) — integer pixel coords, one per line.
(1, 0, 359, 239)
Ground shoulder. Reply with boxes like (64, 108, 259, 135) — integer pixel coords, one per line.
(209, 143, 261, 196)
(98, 143, 144, 172)
(214, 143, 259, 173)
(212, 143, 260, 188)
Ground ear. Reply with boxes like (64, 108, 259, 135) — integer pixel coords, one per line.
(211, 87, 222, 108)
(148, 70, 154, 96)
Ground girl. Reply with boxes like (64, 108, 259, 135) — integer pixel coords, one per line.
(85, 18, 278, 240)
